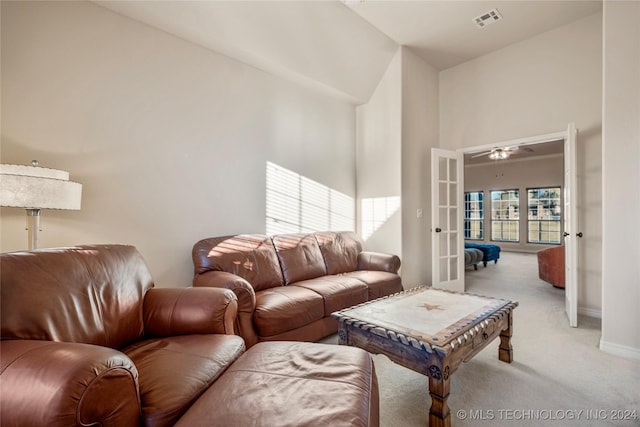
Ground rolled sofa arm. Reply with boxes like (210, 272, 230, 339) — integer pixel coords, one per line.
(193, 271, 259, 348)
(144, 287, 238, 337)
(0, 340, 140, 427)
(357, 251, 402, 274)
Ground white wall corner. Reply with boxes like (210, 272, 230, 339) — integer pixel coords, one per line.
(599, 339, 640, 361)
(578, 306, 601, 319)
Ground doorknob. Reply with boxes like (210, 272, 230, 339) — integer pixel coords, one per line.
(435, 227, 442, 233)
(564, 232, 583, 238)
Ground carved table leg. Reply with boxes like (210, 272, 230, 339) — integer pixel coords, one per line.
(428, 363, 451, 427)
(498, 311, 514, 363)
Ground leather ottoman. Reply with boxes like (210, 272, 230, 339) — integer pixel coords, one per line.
(176, 341, 379, 427)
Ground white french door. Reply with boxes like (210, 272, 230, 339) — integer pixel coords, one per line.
(564, 123, 579, 327)
(431, 148, 464, 292)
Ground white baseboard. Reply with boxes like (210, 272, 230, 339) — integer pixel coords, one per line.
(600, 340, 640, 360)
(578, 306, 601, 319)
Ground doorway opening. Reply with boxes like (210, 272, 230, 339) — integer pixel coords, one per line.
(456, 126, 578, 327)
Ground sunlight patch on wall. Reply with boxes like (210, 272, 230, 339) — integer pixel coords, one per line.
(360, 196, 401, 240)
(266, 162, 354, 235)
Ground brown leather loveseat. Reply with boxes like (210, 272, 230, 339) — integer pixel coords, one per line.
(1, 245, 380, 426)
(193, 231, 403, 347)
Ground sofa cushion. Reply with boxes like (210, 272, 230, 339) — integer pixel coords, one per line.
(1, 245, 152, 349)
(254, 286, 325, 338)
(272, 233, 327, 284)
(175, 342, 379, 427)
(292, 275, 368, 315)
(344, 271, 403, 300)
(315, 231, 363, 275)
(192, 235, 284, 291)
(123, 334, 245, 427)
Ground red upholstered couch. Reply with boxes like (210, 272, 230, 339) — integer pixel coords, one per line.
(193, 231, 403, 347)
(1, 245, 380, 427)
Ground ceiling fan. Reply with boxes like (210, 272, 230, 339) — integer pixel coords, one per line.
(471, 145, 534, 160)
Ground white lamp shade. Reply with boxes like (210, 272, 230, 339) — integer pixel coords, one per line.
(0, 164, 82, 210)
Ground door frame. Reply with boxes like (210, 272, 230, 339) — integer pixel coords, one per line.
(457, 127, 578, 326)
(459, 130, 568, 157)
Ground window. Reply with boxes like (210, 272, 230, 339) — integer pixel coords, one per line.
(464, 191, 484, 240)
(528, 187, 562, 244)
(491, 189, 519, 242)
(265, 162, 355, 235)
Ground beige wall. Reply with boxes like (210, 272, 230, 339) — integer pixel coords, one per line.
(355, 50, 403, 258)
(601, 0, 640, 358)
(0, 1, 356, 287)
(355, 47, 439, 287)
(400, 47, 439, 288)
(440, 12, 603, 316)
(465, 154, 564, 253)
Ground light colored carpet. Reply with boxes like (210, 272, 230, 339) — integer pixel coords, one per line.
(322, 252, 640, 426)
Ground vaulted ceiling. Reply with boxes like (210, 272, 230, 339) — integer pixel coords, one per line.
(94, 1, 602, 104)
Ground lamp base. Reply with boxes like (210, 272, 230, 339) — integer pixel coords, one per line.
(26, 208, 41, 250)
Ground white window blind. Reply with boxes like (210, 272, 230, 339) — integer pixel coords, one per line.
(266, 162, 354, 235)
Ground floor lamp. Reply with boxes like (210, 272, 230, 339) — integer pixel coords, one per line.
(0, 161, 82, 250)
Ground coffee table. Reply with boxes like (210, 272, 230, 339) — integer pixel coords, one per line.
(332, 286, 518, 427)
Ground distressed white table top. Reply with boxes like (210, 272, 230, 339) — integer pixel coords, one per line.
(338, 286, 510, 344)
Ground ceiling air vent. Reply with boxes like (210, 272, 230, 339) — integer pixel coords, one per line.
(473, 8, 503, 28)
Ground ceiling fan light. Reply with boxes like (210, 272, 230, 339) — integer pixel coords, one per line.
(489, 149, 510, 160)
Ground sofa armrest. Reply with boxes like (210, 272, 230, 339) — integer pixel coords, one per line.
(193, 271, 259, 348)
(144, 287, 238, 337)
(357, 251, 401, 274)
(0, 340, 140, 427)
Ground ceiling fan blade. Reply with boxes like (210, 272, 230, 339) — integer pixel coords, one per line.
(506, 146, 534, 156)
(503, 145, 534, 153)
(471, 151, 492, 158)
(468, 145, 535, 160)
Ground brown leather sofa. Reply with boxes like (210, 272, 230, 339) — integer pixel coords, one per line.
(1, 245, 380, 426)
(193, 231, 403, 347)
